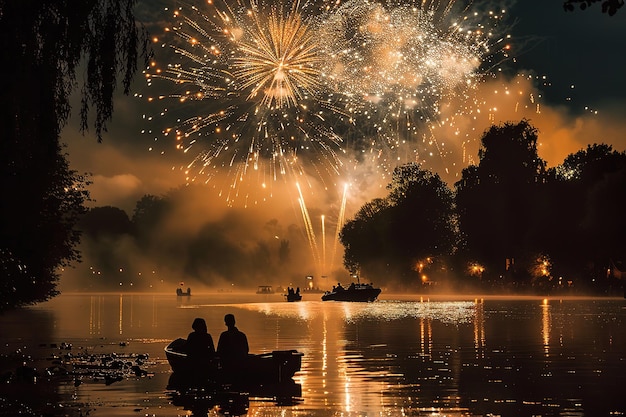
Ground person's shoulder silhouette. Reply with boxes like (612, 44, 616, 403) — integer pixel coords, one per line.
(217, 313, 248, 359)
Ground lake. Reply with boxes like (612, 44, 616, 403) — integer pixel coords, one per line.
(0, 292, 625, 416)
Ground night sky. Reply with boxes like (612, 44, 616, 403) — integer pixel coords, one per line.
(62, 0, 626, 214)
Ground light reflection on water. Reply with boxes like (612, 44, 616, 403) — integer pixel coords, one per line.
(238, 299, 477, 324)
(0, 293, 624, 416)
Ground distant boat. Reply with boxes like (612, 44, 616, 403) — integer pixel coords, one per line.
(176, 287, 191, 296)
(256, 285, 274, 294)
(321, 281, 381, 302)
(284, 287, 302, 302)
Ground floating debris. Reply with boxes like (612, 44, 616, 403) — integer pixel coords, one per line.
(1, 343, 155, 387)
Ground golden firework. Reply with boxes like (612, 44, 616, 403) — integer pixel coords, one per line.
(233, 5, 322, 108)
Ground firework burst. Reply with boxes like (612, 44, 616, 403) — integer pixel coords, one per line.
(144, 0, 509, 204)
(233, 2, 322, 109)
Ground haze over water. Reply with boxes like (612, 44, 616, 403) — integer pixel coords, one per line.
(1, 292, 625, 416)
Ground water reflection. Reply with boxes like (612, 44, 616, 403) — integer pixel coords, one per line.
(1, 294, 625, 416)
(473, 298, 485, 355)
(166, 372, 302, 416)
(237, 299, 479, 414)
(542, 298, 550, 355)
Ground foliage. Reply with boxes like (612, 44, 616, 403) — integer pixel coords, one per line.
(79, 206, 133, 238)
(340, 163, 456, 285)
(454, 120, 548, 280)
(563, 0, 624, 15)
(0, 1, 148, 310)
(131, 195, 171, 246)
(68, 186, 312, 290)
(541, 144, 626, 288)
(340, 198, 392, 275)
(0, 142, 91, 310)
(340, 120, 624, 294)
(69, 126, 626, 295)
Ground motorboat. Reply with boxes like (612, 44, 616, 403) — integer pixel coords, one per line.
(321, 282, 381, 302)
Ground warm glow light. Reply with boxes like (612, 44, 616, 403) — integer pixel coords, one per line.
(145, 0, 507, 206)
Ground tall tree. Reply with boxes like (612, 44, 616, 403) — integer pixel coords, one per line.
(543, 144, 626, 289)
(340, 198, 392, 276)
(0, 1, 148, 309)
(455, 120, 547, 283)
(340, 163, 456, 286)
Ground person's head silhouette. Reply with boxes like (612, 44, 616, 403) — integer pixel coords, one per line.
(192, 317, 207, 333)
(224, 313, 236, 329)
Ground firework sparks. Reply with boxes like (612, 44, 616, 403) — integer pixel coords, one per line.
(233, 2, 323, 108)
(144, 0, 509, 204)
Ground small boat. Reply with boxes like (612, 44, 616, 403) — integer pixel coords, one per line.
(285, 293, 302, 302)
(256, 285, 274, 294)
(176, 287, 191, 296)
(284, 287, 302, 302)
(164, 338, 303, 384)
(321, 281, 381, 302)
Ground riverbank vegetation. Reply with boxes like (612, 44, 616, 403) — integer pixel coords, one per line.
(341, 120, 626, 295)
(70, 120, 626, 297)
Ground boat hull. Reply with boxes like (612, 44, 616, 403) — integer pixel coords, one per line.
(165, 338, 302, 384)
(321, 286, 381, 302)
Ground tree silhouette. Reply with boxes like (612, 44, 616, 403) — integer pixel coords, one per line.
(542, 144, 626, 291)
(455, 120, 547, 284)
(563, 0, 624, 15)
(341, 163, 456, 286)
(0, 1, 148, 309)
(79, 206, 133, 239)
(340, 198, 392, 276)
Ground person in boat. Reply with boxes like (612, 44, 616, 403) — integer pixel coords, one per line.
(186, 317, 215, 361)
(336, 282, 344, 291)
(217, 314, 249, 374)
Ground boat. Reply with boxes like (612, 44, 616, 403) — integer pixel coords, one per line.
(256, 285, 274, 294)
(176, 287, 191, 296)
(164, 338, 303, 384)
(321, 281, 381, 302)
(284, 287, 302, 302)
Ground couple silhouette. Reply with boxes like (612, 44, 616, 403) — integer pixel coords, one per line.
(186, 314, 249, 372)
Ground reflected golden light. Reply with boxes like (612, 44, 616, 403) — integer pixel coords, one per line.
(541, 298, 550, 356)
(237, 298, 475, 412)
(473, 298, 485, 355)
(119, 294, 123, 335)
(152, 295, 158, 328)
(89, 295, 102, 335)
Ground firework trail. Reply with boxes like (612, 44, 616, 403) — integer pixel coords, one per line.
(144, 0, 508, 205)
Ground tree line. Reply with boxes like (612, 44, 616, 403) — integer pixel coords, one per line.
(70, 190, 307, 292)
(340, 120, 626, 295)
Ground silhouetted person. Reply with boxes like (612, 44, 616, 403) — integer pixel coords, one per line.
(186, 317, 215, 361)
(217, 314, 249, 376)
